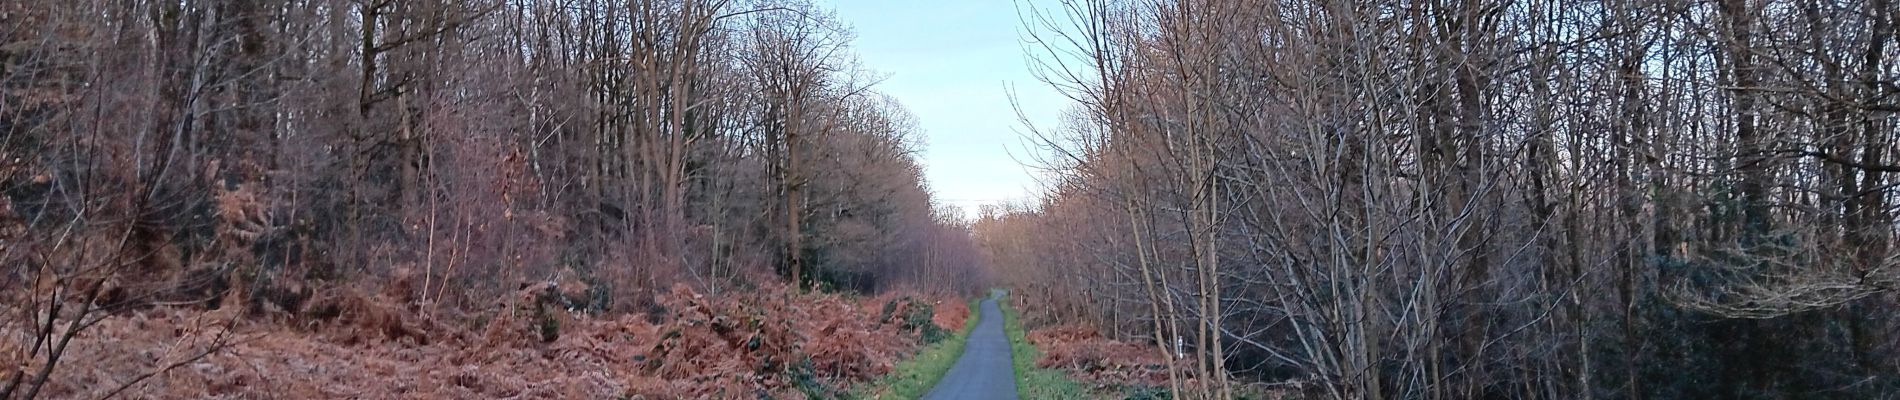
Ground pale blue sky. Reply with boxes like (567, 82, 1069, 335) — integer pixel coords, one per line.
(815, 0, 1072, 217)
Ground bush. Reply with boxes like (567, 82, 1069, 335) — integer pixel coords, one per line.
(880, 296, 951, 344)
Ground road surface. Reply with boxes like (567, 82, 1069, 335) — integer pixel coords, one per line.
(921, 290, 1019, 400)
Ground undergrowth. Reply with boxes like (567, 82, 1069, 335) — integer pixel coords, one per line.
(851, 297, 982, 399)
(1000, 291, 1091, 400)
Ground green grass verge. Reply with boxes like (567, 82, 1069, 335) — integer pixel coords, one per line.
(998, 291, 1092, 400)
(851, 297, 984, 399)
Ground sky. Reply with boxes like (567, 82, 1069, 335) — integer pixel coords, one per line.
(814, 0, 1075, 218)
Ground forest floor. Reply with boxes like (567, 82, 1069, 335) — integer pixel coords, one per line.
(1002, 294, 1242, 399)
(10, 277, 970, 399)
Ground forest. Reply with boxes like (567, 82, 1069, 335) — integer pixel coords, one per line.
(3, 0, 990, 398)
(5, 0, 1900, 399)
(981, 0, 1900, 398)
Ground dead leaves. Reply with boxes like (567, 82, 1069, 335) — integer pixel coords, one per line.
(1029, 324, 1175, 386)
(628, 283, 919, 398)
(213, 183, 271, 246)
(932, 299, 969, 333)
(17, 292, 626, 399)
(0, 332, 22, 383)
(11, 280, 950, 399)
(302, 288, 432, 346)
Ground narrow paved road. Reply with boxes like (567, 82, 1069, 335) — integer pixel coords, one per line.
(922, 290, 1018, 400)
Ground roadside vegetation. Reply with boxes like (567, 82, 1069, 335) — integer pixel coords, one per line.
(853, 297, 981, 399)
(999, 293, 1091, 400)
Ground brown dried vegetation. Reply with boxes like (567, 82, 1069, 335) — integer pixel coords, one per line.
(1027, 324, 1173, 388)
(2, 1, 994, 399)
(5, 279, 961, 399)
